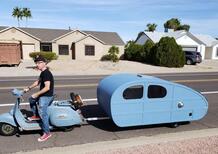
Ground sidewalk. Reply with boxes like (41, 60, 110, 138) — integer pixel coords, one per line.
(15, 128, 218, 154)
(0, 59, 218, 77)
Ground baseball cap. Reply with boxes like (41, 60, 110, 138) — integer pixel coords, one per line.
(34, 55, 47, 63)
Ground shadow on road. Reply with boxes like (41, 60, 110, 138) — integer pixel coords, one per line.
(80, 104, 190, 132)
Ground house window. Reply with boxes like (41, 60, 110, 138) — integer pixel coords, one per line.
(40, 43, 52, 52)
(85, 45, 95, 56)
(147, 85, 167, 98)
(59, 45, 69, 55)
(123, 85, 143, 100)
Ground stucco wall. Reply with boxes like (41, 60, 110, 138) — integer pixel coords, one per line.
(212, 45, 218, 59)
(52, 31, 86, 60)
(75, 36, 104, 60)
(205, 47, 213, 59)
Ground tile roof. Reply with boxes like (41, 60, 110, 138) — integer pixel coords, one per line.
(0, 26, 125, 45)
(194, 34, 218, 47)
(143, 30, 204, 45)
(19, 27, 70, 42)
(83, 30, 125, 45)
(0, 26, 8, 32)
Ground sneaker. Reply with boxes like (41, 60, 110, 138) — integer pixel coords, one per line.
(38, 133, 52, 142)
(28, 115, 40, 121)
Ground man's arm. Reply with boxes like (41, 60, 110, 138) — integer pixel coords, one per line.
(31, 81, 50, 98)
(24, 80, 39, 92)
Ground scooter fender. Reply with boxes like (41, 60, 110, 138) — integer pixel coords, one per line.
(0, 112, 16, 127)
(49, 106, 82, 127)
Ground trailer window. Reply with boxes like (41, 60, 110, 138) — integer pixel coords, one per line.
(123, 85, 143, 99)
(148, 85, 166, 98)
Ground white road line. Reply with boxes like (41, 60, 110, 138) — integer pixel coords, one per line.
(0, 91, 217, 107)
(0, 77, 102, 82)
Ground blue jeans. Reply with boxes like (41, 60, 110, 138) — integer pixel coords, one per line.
(29, 96, 53, 133)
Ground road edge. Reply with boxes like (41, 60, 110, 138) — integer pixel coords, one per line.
(15, 128, 218, 154)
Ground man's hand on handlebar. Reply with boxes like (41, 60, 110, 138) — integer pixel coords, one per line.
(23, 87, 31, 93)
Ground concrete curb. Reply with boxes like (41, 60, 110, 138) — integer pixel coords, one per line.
(15, 128, 218, 154)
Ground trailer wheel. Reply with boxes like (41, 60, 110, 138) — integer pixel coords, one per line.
(0, 123, 17, 136)
(170, 122, 179, 128)
(61, 126, 74, 132)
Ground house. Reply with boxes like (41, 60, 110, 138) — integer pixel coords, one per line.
(135, 30, 207, 60)
(0, 26, 125, 60)
(194, 34, 218, 60)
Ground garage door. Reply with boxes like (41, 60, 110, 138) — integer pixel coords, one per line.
(22, 44, 35, 60)
(0, 43, 21, 65)
(182, 47, 197, 52)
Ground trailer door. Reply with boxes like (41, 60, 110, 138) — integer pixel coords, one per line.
(112, 84, 144, 127)
(143, 83, 173, 125)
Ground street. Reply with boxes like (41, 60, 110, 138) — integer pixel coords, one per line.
(0, 72, 218, 153)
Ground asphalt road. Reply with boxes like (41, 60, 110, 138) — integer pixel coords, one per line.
(0, 72, 218, 153)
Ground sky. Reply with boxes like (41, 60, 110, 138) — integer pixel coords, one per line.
(1, 0, 218, 42)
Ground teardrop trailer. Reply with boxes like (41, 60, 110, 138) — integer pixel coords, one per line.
(0, 73, 208, 136)
(97, 73, 208, 127)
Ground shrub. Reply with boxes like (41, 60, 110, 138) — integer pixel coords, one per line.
(29, 52, 58, 62)
(101, 46, 119, 62)
(108, 46, 119, 62)
(101, 54, 111, 61)
(142, 40, 155, 63)
(152, 37, 185, 67)
(124, 41, 144, 62)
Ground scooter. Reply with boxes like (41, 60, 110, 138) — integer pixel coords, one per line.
(0, 88, 84, 136)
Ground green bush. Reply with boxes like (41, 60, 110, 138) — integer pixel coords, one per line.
(124, 41, 144, 62)
(101, 54, 111, 61)
(29, 52, 58, 62)
(101, 46, 119, 62)
(108, 46, 119, 62)
(152, 37, 185, 67)
(142, 40, 155, 63)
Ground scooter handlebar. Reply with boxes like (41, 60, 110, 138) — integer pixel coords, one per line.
(12, 88, 24, 97)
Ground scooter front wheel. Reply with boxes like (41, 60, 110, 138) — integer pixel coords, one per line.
(0, 123, 17, 136)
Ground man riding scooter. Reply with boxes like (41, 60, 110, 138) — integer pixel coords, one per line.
(24, 55, 54, 142)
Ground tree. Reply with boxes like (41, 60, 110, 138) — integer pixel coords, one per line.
(177, 24, 190, 31)
(124, 41, 144, 62)
(152, 37, 185, 67)
(164, 18, 190, 32)
(164, 18, 181, 31)
(142, 40, 155, 63)
(108, 46, 119, 62)
(22, 8, 32, 27)
(146, 23, 157, 32)
(12, 7, 23, 27)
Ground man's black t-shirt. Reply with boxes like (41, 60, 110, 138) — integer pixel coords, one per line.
(39, 69, 54, 96)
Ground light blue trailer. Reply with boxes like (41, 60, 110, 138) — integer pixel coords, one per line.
(97, 73, 208, 127)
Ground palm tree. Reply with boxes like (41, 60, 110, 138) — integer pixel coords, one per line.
(164, 18, 181, 32)
(22, 8, 32, 27)
(146, 23, 157, 32)
(12, 7, 23, 27)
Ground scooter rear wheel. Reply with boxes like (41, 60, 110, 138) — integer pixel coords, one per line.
(0, 123, 17, 136)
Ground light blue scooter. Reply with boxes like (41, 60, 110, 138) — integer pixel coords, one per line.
(0, 89, 83, 136)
